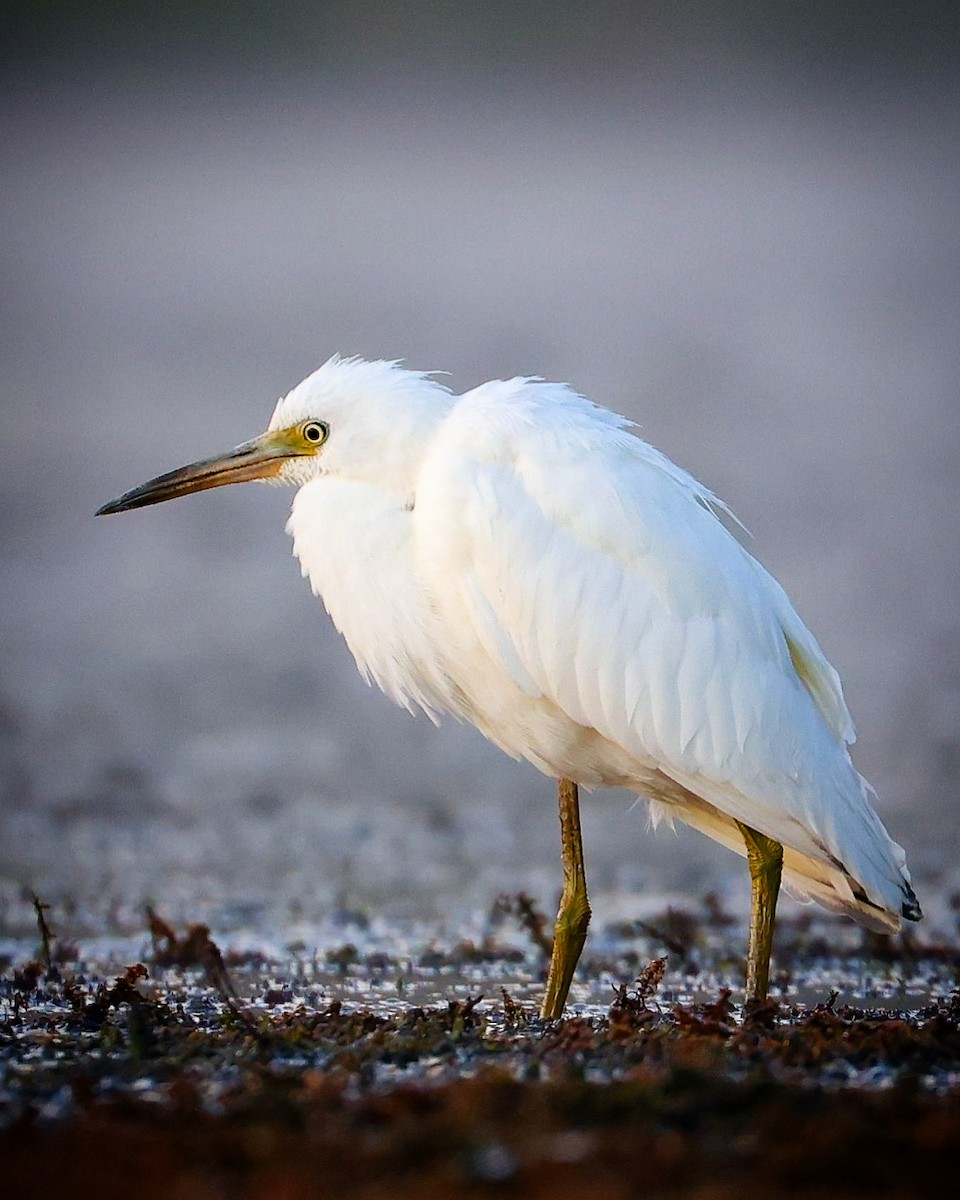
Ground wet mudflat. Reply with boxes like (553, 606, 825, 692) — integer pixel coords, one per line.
(2, 895, 960, 1199)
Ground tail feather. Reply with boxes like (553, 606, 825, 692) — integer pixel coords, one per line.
(648, 792, 920, 932)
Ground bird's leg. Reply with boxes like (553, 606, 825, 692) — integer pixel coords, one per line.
(541, 778, 592, 1019)
(736, 820, 783, 1003)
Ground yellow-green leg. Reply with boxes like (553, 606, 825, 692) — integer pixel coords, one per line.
(540, 778, 592, 1019)
(736, 820, 783, 1002)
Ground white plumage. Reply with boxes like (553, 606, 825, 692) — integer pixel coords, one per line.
(99, 353, 921, 1002)
(277, 356, 917, 933)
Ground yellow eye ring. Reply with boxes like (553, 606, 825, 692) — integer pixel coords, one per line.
(302, 421, 328, 445)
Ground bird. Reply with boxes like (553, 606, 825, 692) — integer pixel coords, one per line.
(98, 354, 921, 1015)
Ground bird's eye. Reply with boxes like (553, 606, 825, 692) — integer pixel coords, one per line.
(302, 421, 328, 445)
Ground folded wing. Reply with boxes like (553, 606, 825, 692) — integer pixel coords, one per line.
(418, 378, 915, 924)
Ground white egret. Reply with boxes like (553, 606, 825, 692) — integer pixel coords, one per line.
(98, 355, 920, 1015)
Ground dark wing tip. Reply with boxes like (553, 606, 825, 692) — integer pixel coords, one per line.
(901, 885, 922, 923)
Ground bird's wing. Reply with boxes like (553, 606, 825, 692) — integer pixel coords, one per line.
(417, 380, 905, 909)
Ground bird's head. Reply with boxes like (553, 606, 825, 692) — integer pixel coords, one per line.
(97, 355, 452, 515)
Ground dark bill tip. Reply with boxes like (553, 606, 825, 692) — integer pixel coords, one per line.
(96, 493, 150, 516)
(94, 460, 222, 515)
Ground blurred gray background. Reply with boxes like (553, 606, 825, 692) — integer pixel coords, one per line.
(1, 3, 958, 930)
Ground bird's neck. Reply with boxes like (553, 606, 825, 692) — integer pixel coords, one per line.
(286, 477, 451, 719)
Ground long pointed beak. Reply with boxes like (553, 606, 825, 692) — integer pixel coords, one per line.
(97, 429, 304, 515)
